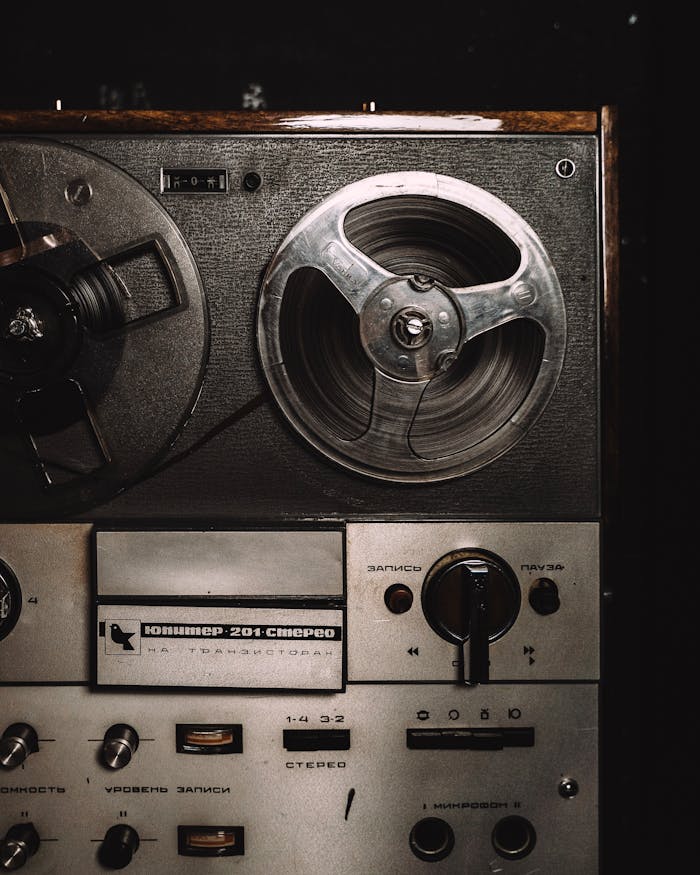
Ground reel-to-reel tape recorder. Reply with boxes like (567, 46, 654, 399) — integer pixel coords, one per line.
(0, 108, 617, 872)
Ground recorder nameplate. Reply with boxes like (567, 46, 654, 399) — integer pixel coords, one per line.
(96, 605, 345, 691)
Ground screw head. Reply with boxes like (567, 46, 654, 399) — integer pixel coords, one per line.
(65, 178, 92, 205)
(410, 274, 435, 292)
(8, 319, 26, 338)
(436, 351, 457, 371)
(555, 159, 576, 179)
(391, 308, 433, 349)
(511, 282, 536, 307)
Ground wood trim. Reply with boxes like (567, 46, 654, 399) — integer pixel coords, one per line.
(0, 109, 598, 135)
(601, 105, 620, 528)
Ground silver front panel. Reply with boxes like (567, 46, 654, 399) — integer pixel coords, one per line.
(0, 523, 597, 685)
(0, 123, 605, 872)
(1, 522, 600, 871)
(347, 522, 599, 681)
(0, 684, 597, 874)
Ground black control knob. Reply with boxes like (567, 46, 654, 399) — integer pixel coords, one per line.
(98, 825, 140, 870)
(0, 823, 40, 870)
(0, 724, 39, 770)
(101, 724, 139, 770)
(422, 549, 521, 685)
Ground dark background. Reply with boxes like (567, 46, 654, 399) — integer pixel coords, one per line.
(2, 2, 670, 870)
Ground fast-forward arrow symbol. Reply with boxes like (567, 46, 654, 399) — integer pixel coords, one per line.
(523, 645, 535, 665)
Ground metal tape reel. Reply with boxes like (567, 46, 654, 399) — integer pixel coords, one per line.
(0, 139, 207, 517)
(258, 171, 566, 482)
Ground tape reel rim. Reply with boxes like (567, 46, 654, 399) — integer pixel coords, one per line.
(257, 171, 566, 483)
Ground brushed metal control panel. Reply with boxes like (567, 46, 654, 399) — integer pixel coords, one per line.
(0, 685, 597, 874)
(1, 522, 599, 872)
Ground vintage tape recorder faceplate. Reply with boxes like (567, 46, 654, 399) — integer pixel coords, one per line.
(0, 109, 615, 874)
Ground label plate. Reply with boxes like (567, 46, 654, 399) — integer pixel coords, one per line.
(96, 605, 344, 690)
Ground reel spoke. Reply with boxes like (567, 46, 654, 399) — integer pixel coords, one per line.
(452, 269, 549, 342)
(274, 200, 396, 315)
(17, 379, 110, 485)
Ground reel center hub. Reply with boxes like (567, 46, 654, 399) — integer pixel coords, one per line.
(7, 306, 44, 340)
(391, 307, 433, 348)
(359, 275, 463, 381)
(0, 268, 80, 388)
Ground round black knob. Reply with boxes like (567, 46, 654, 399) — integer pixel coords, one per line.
(98, 825, 140, 870)
(0, 723, 39, 770)
(0, 823, 40, 870)
(528, 577, 560, 615)
(422, 549, 520, 644)
(101, 724, 139, 770)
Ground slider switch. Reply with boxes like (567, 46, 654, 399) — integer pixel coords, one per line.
(407, 727, 534, 750)
(283, 729, 351, 751)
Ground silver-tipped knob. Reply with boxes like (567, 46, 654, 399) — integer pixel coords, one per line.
(101, 724, 139, 770)
(0, 725, 38, 770)
(0, 823, 40, 870)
